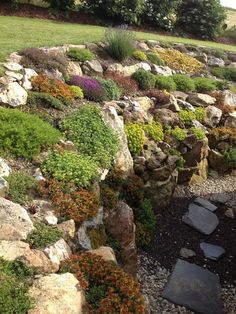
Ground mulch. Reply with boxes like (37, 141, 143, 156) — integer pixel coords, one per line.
(144, 196, 236, 286)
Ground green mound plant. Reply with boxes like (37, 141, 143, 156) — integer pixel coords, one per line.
(172, 74, 195, 92)
(70, 86, 84, 99)
(155, 75, 176, 91)
(167, 126, 187, 141)
(142, 122, 164, 142)
(95, 77, 122, 100)
(27, 91, 65, 110)
(190, 127, 205, 140)
(193, 77, 217, 93)
(131, 69, 156, 90)
(132, 50, 147, 61)
(211, 67, 236, 82)
(0, 108, 60, 159)
(67, 48, 95, 62)
(125, 123, 145, 155)
(61, 104, 119, 168)
(224, 147, 236, 168)
(147, 52, 165, 66)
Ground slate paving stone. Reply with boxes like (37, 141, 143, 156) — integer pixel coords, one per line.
(194, 197, 218, 212)
(162, 259, 223, 314)
(182, 203, 219, 235)
(200, 242, 226, 261)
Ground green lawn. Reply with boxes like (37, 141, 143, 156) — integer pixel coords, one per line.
(0, 15, 236, 61)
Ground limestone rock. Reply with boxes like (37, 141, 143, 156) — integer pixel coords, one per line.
(137, 42, 150, 51)
(154, 108, 179, 127)
(89, 246, 117, 263)
(7, 52, 22, 64)
(5, 70, 23, 80)
(105, 201, 137, 275)
(77, 223, 92, 250)
(187, 93, 216, 107)
(0, 158, 11, 177)
(44, 239, 72, 265)
(57, 220, 75, 239)
(225, 112, 236, 128)
(0, 197, 34, 240)
(66, 61, 83, 76)
(207, 57, 225, 67)
(0, 177, 8, 197)
(0, 82, 27, 107)
(44, 211, 58, 225)
(3, 62, 23, 71)
(22, 68, 38, 90)
(151, 65, 172, 76)
(222, 90, 236, 109)
(203, 105, 222, 127)
(0, 75, 15, 85)
(28, 273, 84, 314)
(83, 59, 103, 75)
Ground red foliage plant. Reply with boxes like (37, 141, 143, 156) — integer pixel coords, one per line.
(105, 71, 138, 95)
(31, 75, 74, 101)
(38, 179, 99, 224)
(145, 89, 170, 105)
(60, 252, 146, 314)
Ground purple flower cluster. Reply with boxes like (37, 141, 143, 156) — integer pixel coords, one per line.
(69, 76, 105, 101)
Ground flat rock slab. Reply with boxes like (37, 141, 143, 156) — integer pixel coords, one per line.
(200, 242, 225, 261)
(194, 197, 217, 212)
(162, 259, 223, 314)
(182, 203, 219, 235)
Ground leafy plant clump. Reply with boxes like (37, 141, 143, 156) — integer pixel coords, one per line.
(0, 108, 60, 159)
(167, 126, 187, 141)
(223, 148, 236, 168)
(95, 77, 122, 100)
(132, 69, 156, 90)
(190, 127, 206, 140)
(105, 27, 135, 61)
(42, 151, 98, 187)
(0, 258, 33, 314)
(211, 67, 236, 82)
(178, 108, 206, 124)
(27, 91, 65, 110)
(67, 48, 95, 62)
(125, 123, 145, 155)
(39, 179, 99, 224)
(155, 75, 176, 91)
(20, 47, 68, 77)
(193, 77, 217, 93)
(132, 50, 147, 61)
(105, 71, 138, 95)
(70, 85, 84, 99)
(60, 253, 145, 313)
(172, 74, 195, 92)
(61, 104, 119, 168)
(142, 122, 164, 142)
(147, 52, 165, 65)
(27, 222, 63, 249)
(6, 172, 36, 205)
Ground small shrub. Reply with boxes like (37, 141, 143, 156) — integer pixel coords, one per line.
(132, 50, 147, 61)
(70, 86, 84, 99)
(95, 77, 122, 100)
(105, 71, 138, 95)
(122, 174, 144, 208)
(190, 127, 205, 140)
(27, 91, 65, 110)
(132, 69, 156, 90)
(147, 52, 165, 65)
(39, 179, 99, 223)
(195, 107, 207, 121)
(0, 108, 60, 159)
(142, 122, 164, 141)
(211, 67, 236, 82)
(167, 126, 187, 141)
(67, 48, 95, 62)
(6, 172, 36, 205)
(44, 0, 75, 11)
(178, 109, 196, 123)
(105, 27, 135, 61)
(87, 225, 107, 249)
(61, 104, 119, 168)
(125, 123, 145, 155)
(0, 258, 33, 314)
(172, 74, 195, 92)
(101, 185, 118, 213)
(223, 148, 236, 168)
(194, 77, 217, 93)
(31, 75, 74, 102)
(155, 75, 176, 91)
(42, 151, 98, 187)
(209, 127, 236, 143)
(215, 80, 230, 91)
(60, 253, 145, 313)
(69, 76, 106, 102)
(20, 48, 67, 77)
(27, 222, 63, 249)
(145, 89, 170, 105)
(156, 48, 203, 73)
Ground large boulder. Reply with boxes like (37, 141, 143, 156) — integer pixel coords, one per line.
(28, 273, 84, 314)
(83, 60, 103, 75)
(204, 106, 222, 127)
(3, 62, 23, 71)
(187, 93, 216, 107)
(105, 201, 137, 275)
(207, 57, 225, 67)
(43, 239, 72, 265)
(0, 197, 34, 241)
(66, 61, 83, 77)
(102, 105, 133, 177)
(0, 82, 27, 107)
(22, 68, 38, 90)
(151, 65, 172, 76)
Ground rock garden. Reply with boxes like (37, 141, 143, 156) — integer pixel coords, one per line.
(0, 27, 235, 314)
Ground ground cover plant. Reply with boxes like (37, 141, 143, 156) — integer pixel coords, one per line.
(0, 108, 60, 159)
(27, 91, 65, 110)
(132, 69, 156, 90)
(211, 67, 236, 82)
(167, 126, 188, 141)
(133, 50, 147, 61)
(105, 71, 138, 95)
(155, 75, 177, 91)
(147, 52, 165, 66)
(95, 77, 122, 100)
(223, 147, 236, 168)
(67, 48, 95, 62)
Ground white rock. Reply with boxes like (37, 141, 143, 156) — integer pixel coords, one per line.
(3, 62, 23, 71)
(83, 59, 103, 74)
(44, 211, 58, 225)
(204, 105, 222, 127)
(139, 62, 151, 72)
(187, 93, 216, 107)
(222, 90, 236, 109)
(7, 52, 22, 64)
(5, 70, 23, 80)
(22, 68, 38, 90)
(152, 65, 172, 76)
(44, 239, 72, 264)
(28, 273, 84, 314)
(66, 61, 83, 77)
(0, 82, 27, 107)
(0, 158, 11, 177)
(77, 223, 92, 250)
(0, 197, 34, 241)
(207, 57, 225, 67)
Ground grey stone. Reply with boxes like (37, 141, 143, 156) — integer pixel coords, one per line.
(207, 57, 225, 67)
(83, 60, 103, 74)
(162, 259, 223, 314)
(194, 197, 217, 212)
(3, 62, 23, 71)
(180, 248, 196, 258)
(200, 242, 225, 260)
(203, 105, 222, 127)
(209, 193, 231, 204)
(182, 203, 219, 235)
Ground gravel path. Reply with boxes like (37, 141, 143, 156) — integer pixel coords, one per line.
(138, 175, 236, 314)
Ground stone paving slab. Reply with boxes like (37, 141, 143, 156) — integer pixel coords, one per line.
(200, 242, 225, 261)
(194, 197, 218, 212)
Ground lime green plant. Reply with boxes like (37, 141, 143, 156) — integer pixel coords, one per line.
(125, 123, 145, 155)
(190, 127, 205, 140)
(70, 85, 84, 99)
(167, 126, 187, 141)
(147, 52, 165, 65)
(67, 48, 95, 62)
(155, 76, 176, 91)
(132, 50, 147, 61)
(142, 122, 164, 142)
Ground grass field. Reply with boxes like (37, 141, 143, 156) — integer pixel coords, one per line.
(0, 15, 236, 61)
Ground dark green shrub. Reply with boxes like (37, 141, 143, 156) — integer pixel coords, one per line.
(0, 258, 33, 314)
(172, 74, 195, 92)
(95, 77, 122, 100)
(147, 52, 165, 65)
(6, 172, 36, 205)
(42, 151, 98, 187)
(61, 105, 119, 168)
(223, 148, 236, 168)
(27, 91, 65, 110)
(155, 75, 176, 91)
(0, 108, 60, 159)
(27, 222, 63, 249)
(190, 127, 205, 140)
(131, 69, 156, 90)
(44, 0, 75, 11)
(215, 80, 230, 90)
(105, 27, 135, 61)
(125, 123, 145, 155)
(176, 0, 226, 39)
(211, 67, 236, 82)
(67, 48, 95, 62)
(194, 77, 217, 93)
